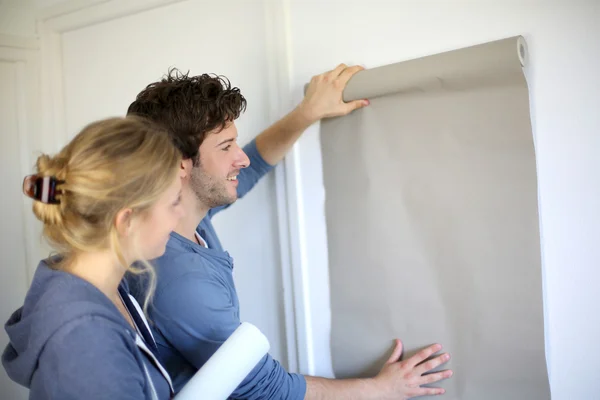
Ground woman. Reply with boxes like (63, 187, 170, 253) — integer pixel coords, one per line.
(2, 116, 184, 399)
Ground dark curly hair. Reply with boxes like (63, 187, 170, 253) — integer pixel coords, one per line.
(127, 68, 247, 163)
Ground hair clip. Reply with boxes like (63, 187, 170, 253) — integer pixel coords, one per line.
(22, 175, 64, 204)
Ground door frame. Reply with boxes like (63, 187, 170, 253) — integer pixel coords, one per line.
(0, 34, 42, 284)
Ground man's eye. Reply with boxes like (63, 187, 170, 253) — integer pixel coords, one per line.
(222, 145, 231, 151)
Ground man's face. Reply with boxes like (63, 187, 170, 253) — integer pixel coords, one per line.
(190, 122, 250, 209)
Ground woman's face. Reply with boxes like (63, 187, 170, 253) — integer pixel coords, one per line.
(133, 172, 184, 261)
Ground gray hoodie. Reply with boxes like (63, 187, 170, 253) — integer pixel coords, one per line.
(2, 259, 172, 399)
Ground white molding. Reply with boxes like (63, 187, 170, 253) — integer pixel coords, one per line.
(14, 60, 39, 285)
(0, 47, 35, 62)
(39, 0, 187, 32)
(37, 0, 109, 22)
(0, 34, 39, 50)
(263, 0, 298, 374)
(263, 0, 315, 376)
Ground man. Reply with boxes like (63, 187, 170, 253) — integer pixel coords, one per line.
(127, 65, 452, 399)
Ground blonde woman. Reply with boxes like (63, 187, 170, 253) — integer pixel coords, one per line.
(2, 117, 184, 399)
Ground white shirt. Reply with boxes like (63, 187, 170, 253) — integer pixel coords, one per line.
(195, 230, 209, 248)
(119, 292, 174, 397)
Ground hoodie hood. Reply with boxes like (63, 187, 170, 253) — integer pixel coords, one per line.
(2, 258, 129, 388)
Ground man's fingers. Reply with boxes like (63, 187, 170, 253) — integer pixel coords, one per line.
(411, 386, 446, 397)
(413, 353, 451, 376)
(416, 369, 453, 386)
(404, 344, 443, 369)
(337, 65, 364, 85)
(386, 339, 403, 364)
(304, 63, 368, 120)
(329, 63, 348, 78)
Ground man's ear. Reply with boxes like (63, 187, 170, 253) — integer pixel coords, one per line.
(180, 158, 193, 180)
(115, 208, 134, 238)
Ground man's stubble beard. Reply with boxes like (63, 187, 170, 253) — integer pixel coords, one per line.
(189, 161, 237, 210)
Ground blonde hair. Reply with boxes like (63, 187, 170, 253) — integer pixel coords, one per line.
(32, 116, 181, 311)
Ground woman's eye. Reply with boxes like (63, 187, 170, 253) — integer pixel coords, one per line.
(222, 145, 231, 151)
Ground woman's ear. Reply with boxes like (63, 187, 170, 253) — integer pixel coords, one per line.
(114, 208, 134, 238)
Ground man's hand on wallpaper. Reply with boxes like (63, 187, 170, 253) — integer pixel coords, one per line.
(373, 339, 453, 399)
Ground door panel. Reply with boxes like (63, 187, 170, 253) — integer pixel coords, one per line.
(0, 60, 32, 400)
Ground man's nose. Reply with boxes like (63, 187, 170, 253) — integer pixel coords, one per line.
(235, 147, 250, 169)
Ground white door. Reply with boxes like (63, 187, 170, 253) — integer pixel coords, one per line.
(0, 43, 39, 400)
(53, 0, 288, 367)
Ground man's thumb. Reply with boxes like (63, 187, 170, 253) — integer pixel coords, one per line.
(345, 99, 370, 114)
(386, 339, 403, 364)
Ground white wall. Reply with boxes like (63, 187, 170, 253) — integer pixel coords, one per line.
(0, 50, 36, 400)
(0, 0, 37, 37)
(0, 0, 84, 37)
(0, 1, 39, 396)
(58, 0, 287, 366)
(1, 3, 290, 399)
(286, 0, 600, 398)
(2, 0, 599, 398)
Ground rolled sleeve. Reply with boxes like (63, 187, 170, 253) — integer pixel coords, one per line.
(235, 353, 306, 400)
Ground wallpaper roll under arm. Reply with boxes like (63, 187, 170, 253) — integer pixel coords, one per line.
(320, 36, 550, 399)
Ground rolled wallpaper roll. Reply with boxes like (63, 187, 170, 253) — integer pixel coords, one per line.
(304, 37, 526, 100)
(342, 36, 527, 101)
(175, 322, 270, 400)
